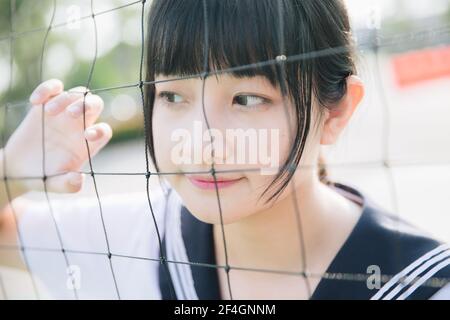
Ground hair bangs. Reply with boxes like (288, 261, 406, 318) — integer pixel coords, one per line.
(147, 0, 289, 87)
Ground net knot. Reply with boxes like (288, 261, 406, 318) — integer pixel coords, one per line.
(275, 54, 287, 62)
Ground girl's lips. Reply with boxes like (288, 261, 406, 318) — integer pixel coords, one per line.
(187, 176, 244, 190)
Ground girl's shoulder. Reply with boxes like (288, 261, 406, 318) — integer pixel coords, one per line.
(313, 182, 450, 300)
(16, 190, 169, 299)
(18, 190, 167, 252)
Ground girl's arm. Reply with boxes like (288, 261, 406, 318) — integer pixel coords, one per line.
(0, 147, 32, 270)
(0, 148, 28, 213)
(0, 198, 29, 270)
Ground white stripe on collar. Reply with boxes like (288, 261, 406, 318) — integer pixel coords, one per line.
(371, 244, 450, 300)
(397, 257, 450, 300)
(384, 249, 450, 300)
(165, 189, 199, 300)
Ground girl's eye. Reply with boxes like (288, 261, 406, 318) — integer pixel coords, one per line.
(233, 94, 270, 110)
(158, 91, 185, 104)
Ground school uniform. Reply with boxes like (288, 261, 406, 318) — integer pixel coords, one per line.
(158, 182, 450, 300)
(12, 182, 450, 299)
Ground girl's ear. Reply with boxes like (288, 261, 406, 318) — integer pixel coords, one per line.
(320, 75, 365, 145)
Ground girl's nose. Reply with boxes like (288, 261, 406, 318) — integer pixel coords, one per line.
(201, 131, 236, 166)
(188, 115, 235, 167)
(190, 77, 236, 166)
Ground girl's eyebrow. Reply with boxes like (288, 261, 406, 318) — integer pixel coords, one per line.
(154, 75, 199, 86)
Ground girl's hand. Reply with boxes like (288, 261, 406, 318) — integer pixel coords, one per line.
(3, 79, 113, 195)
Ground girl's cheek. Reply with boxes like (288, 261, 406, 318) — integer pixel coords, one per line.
(152, 115, 175, 171)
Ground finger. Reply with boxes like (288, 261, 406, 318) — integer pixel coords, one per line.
(44, 89, 87, 116)
(45, 171, 86, 193)
(83, 123, 113, 158)
(68, 86, 90, 95)
(84, 122, 113, 143)
(65, 94, 104, 119)
(29, 79, 64, 105)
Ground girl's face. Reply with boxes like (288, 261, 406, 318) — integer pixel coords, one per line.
(153, 73, 322, 224)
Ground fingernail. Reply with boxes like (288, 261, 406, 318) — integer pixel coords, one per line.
(67, 104, 82, 117)
(30, 92, 41, 104)
(85, 128, 97, 140)
(69, 173, 83, 186)
(45, 102, 58, 114)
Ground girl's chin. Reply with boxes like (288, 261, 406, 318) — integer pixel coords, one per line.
(182, 200, 247, 225)
(190, 213, 242, 225)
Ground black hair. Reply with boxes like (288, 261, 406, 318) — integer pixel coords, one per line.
(144, 0, 356, 204)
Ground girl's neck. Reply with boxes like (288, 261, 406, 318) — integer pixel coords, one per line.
(213, 177, 363, 292)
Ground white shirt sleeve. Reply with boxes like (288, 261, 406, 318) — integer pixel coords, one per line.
(15, 191, 167, 300)
(429, 283, 450, 300)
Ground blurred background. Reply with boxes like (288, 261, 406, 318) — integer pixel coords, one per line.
(0, 0, 449, 256)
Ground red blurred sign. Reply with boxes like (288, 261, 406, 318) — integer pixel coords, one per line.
(391, 45, 450, 87)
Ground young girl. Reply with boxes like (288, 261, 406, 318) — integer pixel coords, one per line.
(0, 0, 449, 300)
